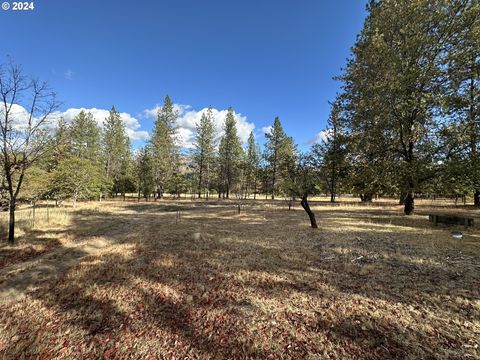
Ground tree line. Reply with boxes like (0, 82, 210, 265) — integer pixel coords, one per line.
(135, 98, 300, 203)
(1, 0, 478, 241)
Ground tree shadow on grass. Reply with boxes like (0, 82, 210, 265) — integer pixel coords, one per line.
(318, 207, 479, 233)
(0, 201, 478, 358)
(0, 231, 63, 271)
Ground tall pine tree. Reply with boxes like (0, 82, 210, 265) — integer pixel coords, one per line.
(311, 100, 349, 202)
(192, 107, 215, 198)
(150, 95, 179, 199)
(103, 106, 132, 198)
(69, 110, 101, 162)
(264, 117, 292, 199)
(218, 107, 243, 198)
(246, 131, 261, 199)
(135, 147, 155, 201)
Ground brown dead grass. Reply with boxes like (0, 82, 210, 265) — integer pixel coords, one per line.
(0, 206, 72, 269)
(0, 199, 479, 359)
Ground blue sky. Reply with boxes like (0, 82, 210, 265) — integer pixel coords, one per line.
(0, 0, 366, 149)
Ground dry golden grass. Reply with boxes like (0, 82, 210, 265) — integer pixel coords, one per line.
(0, 205, 72, 269)
(0, 199, 479, 359)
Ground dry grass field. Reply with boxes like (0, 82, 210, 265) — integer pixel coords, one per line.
(0, 198, 479, 359)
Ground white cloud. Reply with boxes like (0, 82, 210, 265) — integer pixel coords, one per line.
(3, 102, 256, 147)
(261, 126, 272, 136)
(309, 129, 332, 144)
(2, 104, 31, 131)
(64, 69, 74, 80)
(176, 127, 195, 149)
(0, 104, 57, 133)
(144, 104, 255, 149)
(125, 128, 150, 141)
(53, 107, 149, 141)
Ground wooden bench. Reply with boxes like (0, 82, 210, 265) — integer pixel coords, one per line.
(429, 214, 474, 227)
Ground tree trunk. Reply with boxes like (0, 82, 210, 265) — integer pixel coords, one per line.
(271, 163, 276, 200)
(330, 161, 337, 203)
(156, 186, 163, 200)
(399, 192, 407, 205)
(8, 198, 15, 244)
(469, 70, 479, 207)
(300, 194, 318, 229)
(198, 165, 203, 199)
(32, 201, 36, 228)
(404, 192, 414, 215)
(360, 193, 373, 202)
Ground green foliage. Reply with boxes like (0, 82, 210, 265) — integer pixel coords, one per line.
(264, 117, 295, 198)
(218, 107, 243, 198)
(150, 95, 179, 198)
(283, 151, 319, 200)
(103, 106, 134, 196)
(47, 117, 71, 172)
(166, 173, 189, 197)
(20, 167, 50, 202)
(438, 1, 480, 201)
(311, 100, 355, 200)
(337, 0, 478, 208)
(135, 147, 155, 199)
(245, 131, 261, 198)
(49, 157, 105, 205)
(192, 107, 215, 197)
(69, 111, 101, 162)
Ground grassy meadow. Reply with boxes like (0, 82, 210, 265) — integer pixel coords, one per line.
(0, 198, 479, 359)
